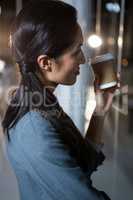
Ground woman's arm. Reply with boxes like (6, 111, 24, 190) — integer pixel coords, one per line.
(85, 75, 119, 146)
(85, 113, 105, 145)
(85, 91, 115, 146)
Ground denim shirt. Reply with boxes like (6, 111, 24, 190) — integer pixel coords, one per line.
(6, 111, 106, 200)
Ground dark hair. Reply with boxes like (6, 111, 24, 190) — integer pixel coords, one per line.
(2, 0, 98, 172)
(2, 0, 78, 134)
(11, 0, 78, 63)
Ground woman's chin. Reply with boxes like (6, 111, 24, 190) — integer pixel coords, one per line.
(62, 78, 77, 85)
(58, 74, 79, 86)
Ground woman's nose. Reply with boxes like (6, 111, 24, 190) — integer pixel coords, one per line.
(79, 50, 85, 64)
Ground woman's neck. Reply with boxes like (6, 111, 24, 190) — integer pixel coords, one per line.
(36, 71, 58, 93)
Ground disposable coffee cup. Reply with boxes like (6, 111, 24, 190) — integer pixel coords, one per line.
(90, 53, 117, 90)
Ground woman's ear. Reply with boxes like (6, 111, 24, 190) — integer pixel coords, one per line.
(37, 55, 52, 71)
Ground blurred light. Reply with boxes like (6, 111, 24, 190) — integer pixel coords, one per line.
(87, 34, 103, 48)
(118, 37, 123, 47)
(107, 37, 115, 45)
(106, 3, 120, 13)
(122, 58, 128, 67)
(0, 60, 5, 73)
(9, 34, 12, 48)
(0, 6, 1, 15)
(0, 86, 3, 96)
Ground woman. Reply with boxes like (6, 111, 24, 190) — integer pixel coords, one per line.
(2, 0, 115, 199)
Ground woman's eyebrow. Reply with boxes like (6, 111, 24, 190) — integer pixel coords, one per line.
(71, 42, 83, 52)
(77, 43, 83, 48)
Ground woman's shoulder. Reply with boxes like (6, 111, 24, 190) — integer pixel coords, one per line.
(7, 110, 73, 167)
(8, 110, 57, 145)
(12, 110, 55, 133)
(7, 110, 63, 160)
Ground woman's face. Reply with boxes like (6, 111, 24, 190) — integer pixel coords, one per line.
(38, 24, 85, 88)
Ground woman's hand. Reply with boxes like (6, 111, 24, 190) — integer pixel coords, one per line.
(85, 73, 121, 145)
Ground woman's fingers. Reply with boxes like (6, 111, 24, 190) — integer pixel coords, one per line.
(93, 77, 101, 93)
(94, 72, 121, 93)
(103, 92, 114, 113)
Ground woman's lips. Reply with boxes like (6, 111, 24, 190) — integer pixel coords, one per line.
(75, 67, 80, 74)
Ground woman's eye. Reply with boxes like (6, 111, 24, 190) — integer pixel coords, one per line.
(76, 49, 81, 54)
(72, 49, 81, 56)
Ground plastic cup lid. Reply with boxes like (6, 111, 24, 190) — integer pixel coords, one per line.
(90, 53, 114, 64)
